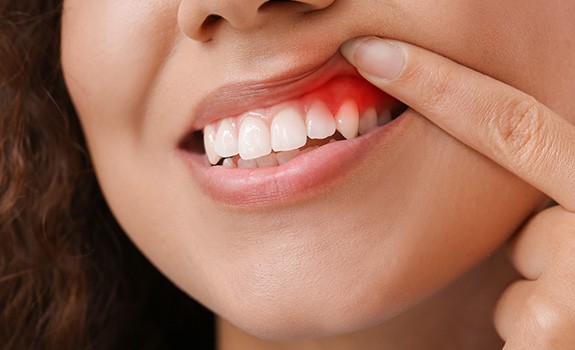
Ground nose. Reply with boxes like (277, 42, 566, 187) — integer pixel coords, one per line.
(178, 0, 335, 42)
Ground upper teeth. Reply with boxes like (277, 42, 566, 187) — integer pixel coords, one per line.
(306, 101, 336, 139)
(214, 118, 238, 158)
(271, 105, 308, 152)
(203, 99, 392, 165)
(334, 100, 359, 140)
(239, 115, 271, 160)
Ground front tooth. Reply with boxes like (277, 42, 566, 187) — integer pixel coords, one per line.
(359, 107, 378, 135)
(238, 116, 272, 160)
(238, 158, 258, 168)
(271, 106, 307, 152)
(255, 153, 278, 168)
(335, 100, 359, 140)
(203, 123, 222, 165)
(378, 109, 392, 126)
(214, 118, 239, 158)
(276, 149, 300, 165)
(306, 101, 336, 139)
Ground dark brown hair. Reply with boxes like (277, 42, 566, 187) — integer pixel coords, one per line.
(0, 1, 213, 348)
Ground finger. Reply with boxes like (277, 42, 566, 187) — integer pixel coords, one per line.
(493, 280, 557, 350)
(507, 206, 575, 280)
(493, 280, 532, 343)
(341, 37, 575, 212)
(495, 278, 575, 349)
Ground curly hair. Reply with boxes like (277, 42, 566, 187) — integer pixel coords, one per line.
(0, 1, 213, 348)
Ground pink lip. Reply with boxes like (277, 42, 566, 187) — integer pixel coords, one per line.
(187, 52, 359, 132)
(179, 114, 410, 207)
(177, 50, 410, 207)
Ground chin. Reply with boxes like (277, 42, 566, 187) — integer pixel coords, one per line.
(61, 1, 559, 343)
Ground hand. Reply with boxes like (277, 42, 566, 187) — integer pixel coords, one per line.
(341, 37, 575, 348)
(495, 206, 575, 349)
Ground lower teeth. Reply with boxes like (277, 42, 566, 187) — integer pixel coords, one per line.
(213, 134, 342, 168)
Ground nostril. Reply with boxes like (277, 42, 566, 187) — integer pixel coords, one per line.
(258, 0, 332, 13)
(202, 14, 222, 28)
(179, 0, 334, 42)
(258, 0, 296, 12)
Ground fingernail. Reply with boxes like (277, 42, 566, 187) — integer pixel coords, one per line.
(341, 38, 405, 81)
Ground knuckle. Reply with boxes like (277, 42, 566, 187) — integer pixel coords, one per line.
(523, 206, 563, 235)
(520, 291, 571, 346)
(488, 95, 550, 174)
(530, 206, 575, 252)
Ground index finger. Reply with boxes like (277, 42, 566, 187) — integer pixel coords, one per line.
(341, 37, 575, 212)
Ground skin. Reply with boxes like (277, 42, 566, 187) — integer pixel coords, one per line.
(60, 0, 575, 348)
(342, 36, 575, 348)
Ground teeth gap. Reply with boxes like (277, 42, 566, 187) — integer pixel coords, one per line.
(212, 133, 345, 167)
(304, 132, 345, 148)
(181, 130, 205, 154)
(391, 103, 408, 120)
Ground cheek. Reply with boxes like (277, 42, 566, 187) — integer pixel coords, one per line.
(61, 0, 177, 144)
(398, 0, 575, 119)
(119, 114, 544, 340)
(59, 0, 561, 340)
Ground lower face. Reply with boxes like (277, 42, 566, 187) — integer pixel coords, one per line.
(61, 0, 574, 340)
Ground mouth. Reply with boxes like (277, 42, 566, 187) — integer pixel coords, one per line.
(178, 52, 409, 207)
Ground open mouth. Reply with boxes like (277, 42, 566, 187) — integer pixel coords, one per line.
(176, 52, 412, 206)
(181, 75, 407, 168)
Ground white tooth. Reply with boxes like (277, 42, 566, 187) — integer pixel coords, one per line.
(203, 123, 222, 165)
(271, 107, 307, 152)
(306, 101, 336, 139)
(276, 149, 300, 165)
(238, 116, 272, 160)
(335, 100, 359, 140)
(255, 153, 278, 168)
(359, 108, 378, 135)
(223, 158, 236, 168)
(378, 109, 392, 126)
(238, 158, 258, 168)
(214, 118, 239, 158)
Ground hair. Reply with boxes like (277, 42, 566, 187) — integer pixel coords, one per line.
(0, 1, 213, 348)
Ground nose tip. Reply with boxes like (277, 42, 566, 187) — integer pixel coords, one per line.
(178, 0, 336, 42)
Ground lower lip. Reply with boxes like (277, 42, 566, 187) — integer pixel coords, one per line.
(178, 110, 412, 208)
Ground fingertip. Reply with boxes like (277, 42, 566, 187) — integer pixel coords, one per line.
(340, 37, 370, 65)
(341, 36, 406, 81)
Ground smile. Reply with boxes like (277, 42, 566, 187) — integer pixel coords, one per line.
(203, 75, 402, 168)
(178, 52, 409, 206)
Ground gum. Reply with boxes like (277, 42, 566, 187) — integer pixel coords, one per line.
(300, 75, 393, 115)
(210, 75, 396, 129)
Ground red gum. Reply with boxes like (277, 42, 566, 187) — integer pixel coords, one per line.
(300, 75, 394, 115)
(207, 75, 396, 129)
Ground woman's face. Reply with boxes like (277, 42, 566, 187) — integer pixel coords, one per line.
(61, 0, 575, 339)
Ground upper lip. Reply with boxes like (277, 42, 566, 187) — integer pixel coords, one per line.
(187, 51, 359, 132)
